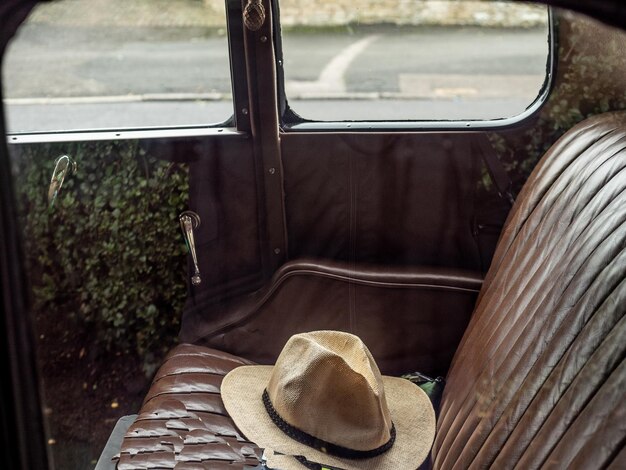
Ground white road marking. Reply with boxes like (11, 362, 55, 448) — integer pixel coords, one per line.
(286, 35, 380, 96)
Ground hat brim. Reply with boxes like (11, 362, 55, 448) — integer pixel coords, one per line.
(222, 365, 436, 470)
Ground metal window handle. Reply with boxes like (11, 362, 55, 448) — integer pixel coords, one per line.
(48, 155, 77, 207)
(179, 211, 202, 286)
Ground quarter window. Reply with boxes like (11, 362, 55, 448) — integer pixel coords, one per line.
(279, 0, 550, 122)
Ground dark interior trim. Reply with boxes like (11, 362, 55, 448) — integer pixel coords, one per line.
(227, 0, 251, 133)
(6, 126, 244, 144)
(536, 0, 626, 29)
(0, 2, 50, 469)
(242, 0, 289, 276)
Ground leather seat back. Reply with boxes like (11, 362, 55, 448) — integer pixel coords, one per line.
(432, 112, 626, 469)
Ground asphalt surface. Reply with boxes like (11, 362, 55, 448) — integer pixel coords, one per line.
(2, 23, 550, 133)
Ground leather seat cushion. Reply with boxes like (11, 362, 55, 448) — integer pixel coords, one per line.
(115, 344, 262, 469)
(432, 112, 626, 469)
(116, 113, 626, 470)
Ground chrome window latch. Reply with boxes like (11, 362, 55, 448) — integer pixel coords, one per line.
(48, 155, 77, 208)
(179, 211, 202, 286)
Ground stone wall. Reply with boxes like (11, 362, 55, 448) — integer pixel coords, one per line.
(280, 0, 547, 27)
(219, 0, 547, 28)
(32, 0, 547, 29)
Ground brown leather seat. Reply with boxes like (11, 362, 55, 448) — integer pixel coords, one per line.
(115, 344, 263, 469)
(116, 112, 626, 469)
(432, 112, 626, 469)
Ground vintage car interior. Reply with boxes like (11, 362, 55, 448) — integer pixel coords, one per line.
(0, 0, 624, 469)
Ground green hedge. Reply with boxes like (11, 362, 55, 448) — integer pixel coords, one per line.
(490, 14, 626, 194)
(14, 140, 189, 358)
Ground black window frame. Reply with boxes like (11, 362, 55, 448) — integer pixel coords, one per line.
(273, 1, 557, 132)
(4, 0, 251, 144)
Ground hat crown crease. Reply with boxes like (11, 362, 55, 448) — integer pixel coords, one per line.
(266, 331, 393, 451)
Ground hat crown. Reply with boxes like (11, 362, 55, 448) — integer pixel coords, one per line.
(266, 331, 393, 452)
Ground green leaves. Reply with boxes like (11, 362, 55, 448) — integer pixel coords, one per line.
(483, 14, 626, 197)
(13, 140, 189, 358)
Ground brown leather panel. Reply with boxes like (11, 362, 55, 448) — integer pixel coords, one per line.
(544, 361, 625, 469)
(607, 445, 626, 469)
(116, 344, 261, 469)
(432, 112, 626, 469)
(182, 259, 482, 376)
(499, 292, 625, 469)
(274, 260, 484, 291)
(161, 343, 255, 365)
(182, 136, 265, 303)
(153, 356, 251, 382)
(281, 133, 484, 270)
(147, 373, 222, 397)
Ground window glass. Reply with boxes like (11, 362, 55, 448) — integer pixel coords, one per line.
(2, 0, 232, 133)
(11, 139, 190, 469)
(280, 0, 550, 121)
(8, 3, 626, 470)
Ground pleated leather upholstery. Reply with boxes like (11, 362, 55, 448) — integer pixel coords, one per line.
(116, 112, 625, 469)
(114, 344, 262, 469)
(432, 112, 626, 469)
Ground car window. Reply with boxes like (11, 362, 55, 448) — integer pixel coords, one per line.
(279, 0, 550, 122)
(9, 138, 189, 469)
(5, 2, 626, 469)
(2, 0, 233, 133)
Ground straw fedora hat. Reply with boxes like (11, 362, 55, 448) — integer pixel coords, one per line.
(222, 330, 436, 470)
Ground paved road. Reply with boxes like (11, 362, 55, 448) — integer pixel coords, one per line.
(3, 23, 549, 133)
